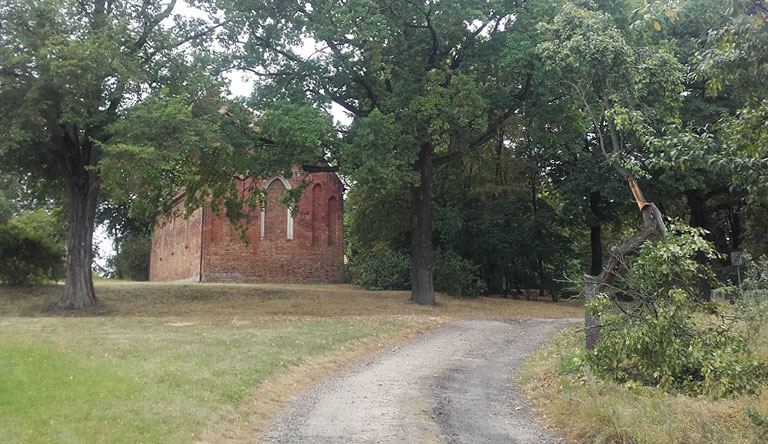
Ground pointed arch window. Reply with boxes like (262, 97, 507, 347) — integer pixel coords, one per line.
(261, 177, 294, 240)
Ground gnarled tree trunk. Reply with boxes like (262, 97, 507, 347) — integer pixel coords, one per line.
(56, 143, 101, 309)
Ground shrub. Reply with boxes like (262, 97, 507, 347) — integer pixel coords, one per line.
(107, 232, 151, 281)
(433, 249, 486, 298)
(0, 222, 64, 285)
(346, 250, 411, 290)
(586, 224, 768, 397)
(345, 249, 486, 296)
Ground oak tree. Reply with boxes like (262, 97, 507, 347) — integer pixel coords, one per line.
(219, 0, 536, 304)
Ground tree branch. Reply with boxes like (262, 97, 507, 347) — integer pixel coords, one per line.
(308, 88, 369, 117)
(218, 65, 293, 78)
(142, 20, 227, 63)
(424, 7, 439, 70)
(302, 165, 339, 173)
(432, 114, 512, 166)
(135, 0, 177, 52)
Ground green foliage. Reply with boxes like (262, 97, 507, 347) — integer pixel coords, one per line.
(345, 182, 411, 256)
(433, 249, 486, 298)
(0, 176, 23, 225)
(590, 290, 766, 397)
(0, 222, 64, 285)
(346, 250, 411, 291)
(11, 207, 68, 247)
(107, 233, 151, 281)
(346, 249, 486, 297)
(618, 224, 720, 299)
(644, 0, 768, 203)
(537, 1, 684, 132)
(586, 224, 768, 397)
(745, 406, 768, 437)
(732, 256, 768, 346)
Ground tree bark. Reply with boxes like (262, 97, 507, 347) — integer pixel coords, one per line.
(56, 145, 101, 309)
(589, 191, 603, 276)
(410, 143, 435, 305)
(590, 224, 602, 276)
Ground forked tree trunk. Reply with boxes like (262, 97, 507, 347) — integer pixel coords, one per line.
(56, 157, 101, 309)
(584, 113, 667, 349)
(410, 143, 435, 306)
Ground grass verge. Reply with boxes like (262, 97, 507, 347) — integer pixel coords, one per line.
(517, 327, 768, 443)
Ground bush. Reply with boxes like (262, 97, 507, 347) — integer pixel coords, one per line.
(0, 222, 64, 285)
(345, 249, 486, 296)
(346, 250, 411, 290)
(107, 232, 151, 281)
(433, 249, 486, 298)
(586, 224, 768, 397)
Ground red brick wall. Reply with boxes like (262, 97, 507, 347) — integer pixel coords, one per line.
(149, 206, 203, 282)
(150, 170, 345, 283)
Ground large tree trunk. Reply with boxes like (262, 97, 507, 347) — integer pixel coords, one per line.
(410, 143, 434, 306)
(56, 149, 101, 309)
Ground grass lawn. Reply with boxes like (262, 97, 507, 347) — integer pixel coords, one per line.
(518, 327, 768, 443)
(0, 282, 582, 444)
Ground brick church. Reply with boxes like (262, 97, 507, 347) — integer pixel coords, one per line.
(149, 169, 344, 283)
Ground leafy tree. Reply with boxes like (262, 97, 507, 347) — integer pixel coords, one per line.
(0, 0, 331, 309)
(218, 0, 537, 305)
(637, 0, 767, 289)
(0, 0, 214, 307)
(537, 1, 685, 347)
(107, 232, 151, 281)
(642, 0, 767, 201)
(0, 176, 23, 225)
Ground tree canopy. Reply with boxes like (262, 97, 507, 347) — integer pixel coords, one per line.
(2, 0, 767, 314)
(0, 0, 331, 306)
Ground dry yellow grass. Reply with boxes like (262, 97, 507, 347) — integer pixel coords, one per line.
(518, 327, 768, 444)
(0, 281, 584, 320)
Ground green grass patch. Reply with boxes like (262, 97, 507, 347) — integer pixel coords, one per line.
(518, 327, 768, 443)
(0, 317, 403, 444)
(0, 339, 152, 443)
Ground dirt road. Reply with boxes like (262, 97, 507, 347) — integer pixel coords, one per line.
(262, 318, 578, 444)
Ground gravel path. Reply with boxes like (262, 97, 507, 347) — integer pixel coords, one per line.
(262, 318, 579, 444)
